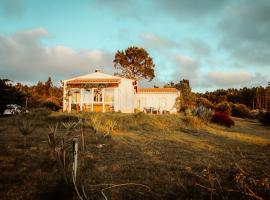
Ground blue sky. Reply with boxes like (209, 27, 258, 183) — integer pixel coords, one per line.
(0, 0, 269, 91)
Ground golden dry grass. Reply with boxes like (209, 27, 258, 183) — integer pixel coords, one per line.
(0, 112, 269, 199)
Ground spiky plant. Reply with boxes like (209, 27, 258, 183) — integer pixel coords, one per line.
(192, 105, 213, 123)
(17, 119, 35, 148)
(105, 119, 118, 136)
(88, 114, 100, 133)
(47, 123, 58, 159)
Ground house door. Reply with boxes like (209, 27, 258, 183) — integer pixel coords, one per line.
(93, 88, 103, 112)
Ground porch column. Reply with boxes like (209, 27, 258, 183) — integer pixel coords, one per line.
(63, 81, 66, 111)
(80, 88, 83, 112)
(68, 96, 72, 112)
(114, 87, 119, 112)
(102, 88, 105, 112)
(91, 88, 94, 112)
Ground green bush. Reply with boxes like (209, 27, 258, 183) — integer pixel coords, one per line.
(192, 105, 213, 123)
(42, 98, 61, 111)
(196, 97, 213, 109)
(259, 112, 270, 126)
(215, 101, 231, 115)
(231, 104, 250, 118)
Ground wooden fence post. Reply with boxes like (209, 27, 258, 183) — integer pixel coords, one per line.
(73, 138, 79, 181)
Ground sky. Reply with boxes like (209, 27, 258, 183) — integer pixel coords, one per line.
(0, 0, 269, 92)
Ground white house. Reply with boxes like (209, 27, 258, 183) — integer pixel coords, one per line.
(61, 70, 180, 113)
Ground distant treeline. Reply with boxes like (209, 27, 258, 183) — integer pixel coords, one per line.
(165, 80, 270, 111)
(0, 78, 62, 114)
(1, 77, 270, 115)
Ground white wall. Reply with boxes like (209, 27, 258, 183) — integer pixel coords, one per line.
(118, 78, 135, 113)
(135, 92, 179, 113)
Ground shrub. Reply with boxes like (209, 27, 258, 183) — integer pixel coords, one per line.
(215, 101, 231, 115)
(211, 112, 235, 127)
(231, 104, 250, 118)
(196, 97, 213, 109)
(259, 111, 270, 126)
(192, 105, 213, 123)
(180, 105, 189, 112)
(17, 118, 35, 147)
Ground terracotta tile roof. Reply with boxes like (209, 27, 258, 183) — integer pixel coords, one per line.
(67, 78, 120, 84)
(137, 88, 179, 93)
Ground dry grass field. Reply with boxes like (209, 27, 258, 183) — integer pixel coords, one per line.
(0, 110, 269, 199)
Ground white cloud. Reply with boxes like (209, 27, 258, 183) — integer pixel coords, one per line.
(0, 28, 114, 83)
(207, 71, 252, 85)
(204, 71, 269, 89)
(140, 32, 179, 50)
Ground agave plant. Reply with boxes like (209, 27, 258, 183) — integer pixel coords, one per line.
(105, 119, 118, 135)
(17, 119, 35, 148)
(192, 105, 213, 123)
(47, 123, 58, 158)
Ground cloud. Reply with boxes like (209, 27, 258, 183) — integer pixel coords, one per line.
(157, 0, 225, 21)
(140, 32, 211, 56)
(94, 0, 225, 23)
(0, 28, 114, 84)
(0, 0, 23, 19)
(140, 32, 179, 50)
(204, 71, 269, 89)
(182, 38, 211, 56)
(94, 0, 143, 20)
(173, 55, 200, 84)
(218, 0, 270, 67)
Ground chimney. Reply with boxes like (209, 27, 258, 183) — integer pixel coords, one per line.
(95, 69, 101, 72)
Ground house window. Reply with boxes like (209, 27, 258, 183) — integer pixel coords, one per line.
(71, 90, 81, 103)
(94, 88, 102, 102)
(84, 89, 92, 103)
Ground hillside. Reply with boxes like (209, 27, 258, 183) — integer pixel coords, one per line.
(0, 112, 269, 199)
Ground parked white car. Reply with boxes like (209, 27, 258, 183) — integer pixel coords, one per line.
(3, 104, 25, 115)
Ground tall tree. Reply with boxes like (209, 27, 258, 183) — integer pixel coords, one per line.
(44, 77, 52, 97)
(0, 79, 26, 115)
(178, 79, 194, 108)
(113, 46, 155, 81)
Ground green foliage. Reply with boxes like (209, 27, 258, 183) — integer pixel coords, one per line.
(192, 105, 213, 123)
(231, 104, 250, 118)
(42, 97, 61, 111)
(259, 112, 270, 126)
(196, 97, 213, 109)
(113, 46, 155, 81)
(215, 101, 232, 115)
(176, 79, 195, 111)
(0, 79, 26, 115)
(17, 118, 35, 147)
(0, 77, 62, 112)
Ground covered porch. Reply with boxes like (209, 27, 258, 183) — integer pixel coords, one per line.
(68, 87, 118, 112)
(63, 77, 120, 112)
